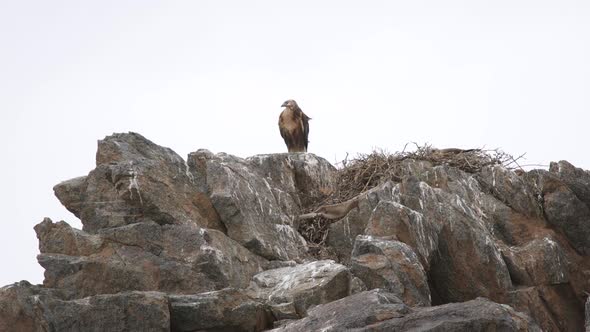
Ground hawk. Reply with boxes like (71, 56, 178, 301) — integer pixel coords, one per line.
(278, 99, 311, 152)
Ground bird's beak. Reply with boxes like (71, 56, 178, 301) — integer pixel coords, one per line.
(281, 101, 288, 107)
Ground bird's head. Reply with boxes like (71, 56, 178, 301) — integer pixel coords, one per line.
(281, 99, 298, 109)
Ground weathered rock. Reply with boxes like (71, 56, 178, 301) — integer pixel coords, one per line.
(327, 181, 397, 264)
(530, 169, 590, 255)
(40, 291, 170, 332)
(484, 203, 553, 248)
(189, 150, 325, 260)
(349, 276, 367, 295)
(0, 281, 65, 332)
(429, 205, 512, 303)
(501, 236, 569, 286)
(269, 302, 299, 322)
(367, 297, 541, 331)
(247, 260, 351, 317)
(586, 296, 590, 332)
(326, 210, 367, 264)
(263, 260, 297, 270)
(477, 165, 543, 219)
(54, 132, 223, 233)
(509, 285, 585, 332)
(247, 153, 336, 208)
(326, 161, 515, 304)
(351, 235, 430, 306)
(364, 197, 439, 269)
(273, 289, 540, 332)
(0, 283, 35, 331)
(36, 218, 265, 298)
(328, 158, 585, 330)
(0, 281, 170, 332)
(550, 160, 590, 209)
(363, 175, 511, 304)
(34, 218, 103, 256)
(270, 289, 409, 331)
(169, 288, 272, 332)
(508, 287, 560, 332)
(11, 132, 590, 331)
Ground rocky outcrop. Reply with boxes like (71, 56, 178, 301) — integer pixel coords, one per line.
(328, 158, 590, 331)
(169, 288, 272, 332)
(35, 218, 266, 298)
(272, 289, 541, 331)
(54, 133, 225, 233)
(530, 169, 590, 255)
(351, 235, 430, 306)
(501, 236, 569, 286)
(189, 150, 335, 260)
(0, 281, 170, 332)
(247, 260, 351, 318)
(1, 281, 272, 332)
(509, 285, 585, 332)
(270, 289, 409, 331)
(2, 132, 590, 331)
(355, 170, 513, 304)
(550, 160, 590, 209)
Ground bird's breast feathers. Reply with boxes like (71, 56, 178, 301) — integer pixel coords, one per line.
(279, 110, 302, 132)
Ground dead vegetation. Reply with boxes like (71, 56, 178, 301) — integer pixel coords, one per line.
(298, 217, 337, 259)
(298, 144, 525, 257)
(332, 144, 525, 203)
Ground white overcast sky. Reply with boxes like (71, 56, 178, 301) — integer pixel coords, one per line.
(1, 1, 589, 286)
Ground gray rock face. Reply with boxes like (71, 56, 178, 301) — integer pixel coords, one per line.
(0, 281, 61, 332)
(586, 296, 590, 332)
(40, 291, 170, 332)
(0, 281, 170, 332)
(189, 150, 335, 260)
(54, 133, 224, 233)
(325, 157, 587, 329)
(1, 282, 275, 332)
(247, 153, 336, 208)
(327, 181, 396, 264)
(169, 288, 272, 332)
(247, 260, 351, 317)
(270, 289, 409, 331)
(35, 218, 265, 298)
(331, 161, 547, 306)
(363, 173, 512, 304)
(530, 169, 590, 255)
(351, 235, 430, 306)
(272, 289, 541, 332)
(366, 297, 542, 332)
(5, 132, 590, 331)
(509, 284, 585, 332)
(477, 165, 543, 218)
(364, 197, 439, 270)
(550, 160, 590, 209)
(501, 236, 569, 286)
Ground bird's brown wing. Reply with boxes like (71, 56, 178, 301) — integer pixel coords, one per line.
(289, 111, 307, 152)
(301, 112, 310, 151)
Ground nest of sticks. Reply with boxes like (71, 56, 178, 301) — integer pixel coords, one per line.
(298, 217, 337, 259)
(298, 144, 525, 258)
(332, 144, 525, 202)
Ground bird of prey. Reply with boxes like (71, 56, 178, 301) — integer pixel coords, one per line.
(278, 99, 311, 153)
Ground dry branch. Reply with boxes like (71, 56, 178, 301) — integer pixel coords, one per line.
(297, 144, 525, 255)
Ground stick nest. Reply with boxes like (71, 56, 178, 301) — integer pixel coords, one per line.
(298, 144, 525, 258)
(332, 144, 524, 202)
